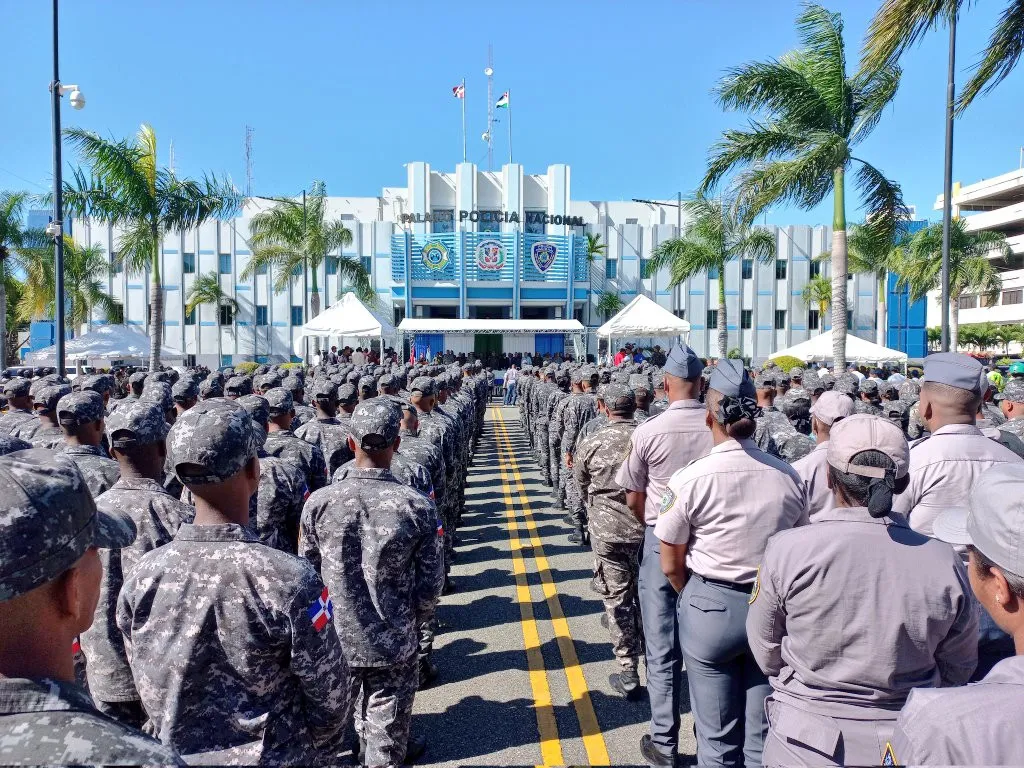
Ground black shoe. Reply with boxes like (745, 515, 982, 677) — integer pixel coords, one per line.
(568, 531, 583, 544)
(562, 514, 574, 526)
(405, 734, 427, 764)
(442, 577, 457, 595)
(609, 668, 644, 701)
(419, 660, 439, 689)
(640, 734, 675, 767)
(600, 612, 609, 629)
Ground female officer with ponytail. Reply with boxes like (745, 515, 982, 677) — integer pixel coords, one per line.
(654, 360, 808, 767)
(746, 414, 978, 766)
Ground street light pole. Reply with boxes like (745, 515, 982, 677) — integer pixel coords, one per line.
(940, 10, 957, 353)
(51, 0, 66, 377)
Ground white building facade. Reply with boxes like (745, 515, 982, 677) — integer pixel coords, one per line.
(71, 161, 883, 366)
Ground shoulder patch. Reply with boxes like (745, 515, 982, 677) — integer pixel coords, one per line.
(881, 741, 897, 766)
(308, 587, 333, 632)
(659, 488, 676, 516)
(749, 566, 760, 605)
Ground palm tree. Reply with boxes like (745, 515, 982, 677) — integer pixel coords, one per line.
(241, 181, 367, 357)
(585, 232, 606, 262)
(927, 326, 942, 351)
(3, 272, 26, 366)
(62, 124, 240, 371)
(863, 0, 1024, 112)
(801, 274, 833, 333)
(892, 218, 1007, 351)
(700, 3, 906, 372)
(18, 236, 122, 331)
(596, 291, 624, 320)
(0, 192, 46, 367)
(185, 271, 239, 366)
(648, 194, 775, 360)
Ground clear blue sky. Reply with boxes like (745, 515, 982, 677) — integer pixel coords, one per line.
(1, 0, 1021, 226)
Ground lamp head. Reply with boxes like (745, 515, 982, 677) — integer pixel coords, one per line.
(68, 89, 86, 110)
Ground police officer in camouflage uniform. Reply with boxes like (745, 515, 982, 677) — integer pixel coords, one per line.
(264, 387, 328, 492)
(547, 370, 572, 505)
(853, 378, 883, 415)
(411, 377, 457, 586)
(564, 366, 599, 544)
(57, 391, 120, 497)
(0, 377, 35, 436)
(0, 449, 183, 765)
(996, 379, 1024, 439)
(301, 399, 444, 767)
(753, 370, 792, 458)
(533, 368, 557, 485)
(630, 374, 653, 423)
(26, 383, 70, 449)
(574, 383, 645, 700)
(118, 398, 351, 763)
(295, 379, 355, 475)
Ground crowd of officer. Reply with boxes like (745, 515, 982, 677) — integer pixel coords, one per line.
(0, 358, 489, 767)
(520, 346, 1024, 766)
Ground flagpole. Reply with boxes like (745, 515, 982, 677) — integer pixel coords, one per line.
(461, 78, 467, 163)
(507, 89, 512, 164)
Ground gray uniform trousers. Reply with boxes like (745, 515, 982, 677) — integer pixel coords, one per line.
(638, 527, 683, 757)
(536, 421, 551, 484)
(592, 537, 643, 670)
(549, 434, 562, 501)
(679, 574, 769, 768)
(566, 474, 587, 532)
(762, 698, 896, 767)
(349, 656, 419, 768)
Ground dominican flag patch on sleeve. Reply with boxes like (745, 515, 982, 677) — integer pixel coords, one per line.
(436, 519, 445, 538)
(308, 587, 333, 632)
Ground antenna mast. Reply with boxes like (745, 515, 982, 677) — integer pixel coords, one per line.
(484, 45, 494, 171)
(244, 125, 254, 197)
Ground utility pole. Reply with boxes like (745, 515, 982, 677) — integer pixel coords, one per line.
(484, 45, 494, 171)
(940, 11, 957, 352)
(51, 0, 66, 377)
(244, 125, 254, 198)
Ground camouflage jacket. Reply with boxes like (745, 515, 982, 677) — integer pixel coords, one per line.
(562, 393, 598, 457)
(62, 445, 120, 497)
(1000, 417, 1024, 439)
(29, 423, 64, 451)
(333, 453, 433, 500)
(574, 421, 644, 544)
(0, 409, 36, 438)
(294, 417, 354, 475)
(264, 429, 328, 492)
(397, 430, 446, 505)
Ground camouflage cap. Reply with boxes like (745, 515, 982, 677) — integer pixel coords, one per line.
(106, 401, 170, 450)
(780, 433, 815, 462)
(789, 367, 805, 380)
(264, 387, 294, 415)
(56, 390, 105, 427)
(198, 378, 224, 399)
(310, 379, 338, 400)
(348, 398, 401, 451)
(0, 450, 136, 601)
(652, 371, 664, 388)
(898, 380, 921, 401)
(377, 373, 396, 390)
(224, 376, 252, 396)
(878, 380, 896, 397)
(832, 373, 859, 396)
(604, 383, 637, 415)
(337, 383, 359, 405)
(128, 372, 148, 388)
(859, 379, 879, 395)
(149, 370, 174, 384)
(80, 373, 116, 396)
(754, 370, 777, 389)
(30, 375, 62, 398)
(281, 376, 304, 395)
(34, 383, 72, 413)
(995, 379, 1024, 404)
(171, 378, 199, 403)
(254, 372, 283, 392)
(168, 398, 258, 485)
(410, 377, 436, 397)
(345, 370, 362, 384)
(628, 374, 651, 393)
(140, 381, 174, 413)
(357, 375, 378, 395)
(818, 370, 835, 389)
(238, 394, 271, 427)
(802, 370, 823, 394)
(2, 377, 30, 397)
(581, 366, 600, 385)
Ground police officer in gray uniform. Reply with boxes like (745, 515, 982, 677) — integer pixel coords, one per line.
(0, 449, 183, 765)
(57, 391, 120, 497)
(655, 360, 807, 767)
(0, 377, 35, 436)
(301, 399, 444, 767)
(892, 463, 1024, 765)
(748, 415, 977, 766)
(118, 399, 352, 763)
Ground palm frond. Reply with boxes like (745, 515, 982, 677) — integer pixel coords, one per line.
(958, 0, 1024, 109)
(64, 127, 153, 213)
(861, 0, 956, 73)
(792, 4, 851, 132)
(185, 271, 237, 315)
(852, 160, 908, 252)
(715, 60, 832, 130)
(135, 124, 159, 196)
(736, 227, 778, 263)
(701, 122, 810, 194)
(335, 255, 375, 303)
(801, 273, 833, 308)
(849, 61, 901, 144)
(115, 219, 157, 276)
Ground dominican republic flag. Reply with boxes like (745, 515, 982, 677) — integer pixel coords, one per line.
(452, 83, 465, 99)
(409, 347, 415, 365)
(496, 91, 509, 108)
(308, 587, 333, 632)
(436, 518, 445, 538)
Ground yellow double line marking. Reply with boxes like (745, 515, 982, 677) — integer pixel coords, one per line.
(491, 407, 610, 767)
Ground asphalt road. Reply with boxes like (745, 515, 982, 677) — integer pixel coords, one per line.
(411, 405, 696, 767)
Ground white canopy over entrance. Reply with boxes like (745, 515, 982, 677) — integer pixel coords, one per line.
(769, 329, 908, 365)
(27, 324, 185, 365)
(596, 294, 691, 338)
(299, 292, 396, 339)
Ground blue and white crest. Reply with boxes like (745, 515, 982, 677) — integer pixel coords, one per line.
(531, 242, 558, 274)
(421, 241, 450, 271)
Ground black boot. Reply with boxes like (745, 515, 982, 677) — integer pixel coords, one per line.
(419, 659, 439, 689)
(405, 734, 427, 764)
(609, 667, 643, 701)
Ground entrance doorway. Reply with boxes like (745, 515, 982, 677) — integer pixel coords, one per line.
(474, 334, 503, 359)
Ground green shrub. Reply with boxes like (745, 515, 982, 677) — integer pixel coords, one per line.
(280, 362, 305, 370)
(234, 361, 259, 375)
(765, 355, 805, 371)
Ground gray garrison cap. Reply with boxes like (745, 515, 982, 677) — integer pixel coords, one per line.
(923, 352, 983, 393)
(107, 401, 170, 450)
(709, 360, 755, 399)
(349, 399, 401, 451)
(57, 390, 105, 427)
(168, 398, 258, 485)
(0, 450, 136, 601)
(995, 379, 1024, 404)
(264, 387, 294, 415)
(2, 377, 30, 398)
(934, 463, 1024, 578)
(663, 343, 703, 379)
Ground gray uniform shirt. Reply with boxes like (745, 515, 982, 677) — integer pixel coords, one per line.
(791, 440, 833, 522)
(62, 444, 120, 498)
(264, 429, 328, 492)
(891, 655, 1024, 765)
(0, 408, 36, 437)
(747, 506, 978, 718)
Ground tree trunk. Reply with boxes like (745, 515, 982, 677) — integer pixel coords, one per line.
(831, 168, 848, 374)
(950, 296, 960, 351)
(0, 260, 7, 370)
(149, 225, 162, 371)
(717, 267, 728, 360)
(309, 286, 321, 357)
(217, 304, 223, 366)
(876, 274, 886, 346)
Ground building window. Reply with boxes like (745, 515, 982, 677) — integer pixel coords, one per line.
(255, 305, 268, 326)
(775, 309, 786, 329)
(1003, 288, 1023, 305)
(185, 354, 196, 367)
(478, 209, 502, 233)
(525, 210, 546, 235)
(218, 304, 233, 326)
(184, 307, 196, 326)
(326, 256, 338, 275)
(221, 355, 232, 367)
(808, 309, 820, 330)
(111, 251, 123, 275)
(605, 259, 618, 279)
(708, 265, 720, 280)
(431, 209, 454, 233)
(218, 253, 231, 275)
(361, 256, 372, 274)
(255, 262, 268, 276)
(741, 259, 753, 280)
(290, 306, 303, 326)
(707, 309, 718, 328)
(809, 260, 821, 278)
(983, 293, 999, 308)
(182, 252, 196, 274)
(640, 259, 653, 279)
(775, 260, 787, 280)
(291, 263, 302, 278)
(741, 309, 752, 329)
(847, 309, 854, 329)
(959, 295, 978, 309)
(673, 309, 686, 319)
(848, 272, 854, 281)
(625, 218, 638, 225)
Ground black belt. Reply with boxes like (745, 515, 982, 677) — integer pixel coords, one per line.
(694, 573, 754, 594)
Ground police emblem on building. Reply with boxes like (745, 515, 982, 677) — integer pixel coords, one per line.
(475, 239, 506, 272)
(421, 241, 450, 271)
(531, 242, 558, 274)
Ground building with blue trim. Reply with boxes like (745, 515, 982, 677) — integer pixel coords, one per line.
(70, 161, 891, 366)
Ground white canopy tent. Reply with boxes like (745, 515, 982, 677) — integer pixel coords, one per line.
(294, 292, 396, 357)
(397, 318, 587, 359)
(26, 324, 185, 365)
(769, 329, 908, 366)
(596, 294, 692, 339)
